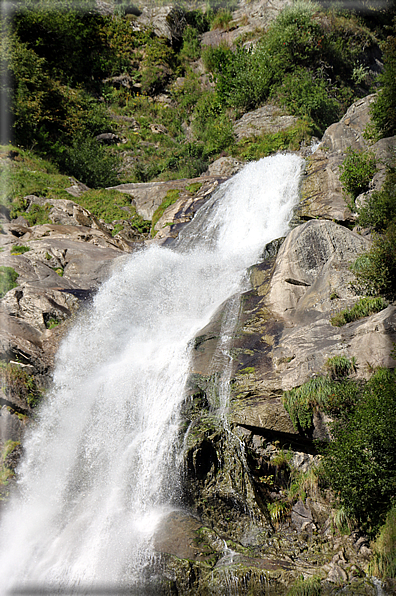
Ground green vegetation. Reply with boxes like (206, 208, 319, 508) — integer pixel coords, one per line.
(370, 29, 396, 139)
(0, 362, 43, 408)
(351, 226, 396, 298)
(2, 0, 389, 196)
(339, 147, 377, 204)
(47, 318, 60, 329)
(282, 360, 359, 432)
(210, 9, 233, 31)
(202, 2, 378, 135)
(330, 296, 388, 326)
(185, 182, 202, 194)
(369, 505, 396, 579)
(286, 575, 322, 596)
(0, 266, 19, 298)
(10, 245, 30, 255)
(356, 155, 396, 232)
(151, 189, 180, 235)
(322, 368, 396, 535)
(232, 120, 312, 161)
(325, 354, 357, 378)
(0, 440, 20, 488)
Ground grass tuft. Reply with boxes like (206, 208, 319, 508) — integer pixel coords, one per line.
(330, 296, 388, 327)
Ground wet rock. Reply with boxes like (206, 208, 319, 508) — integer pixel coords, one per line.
(95, 132, 121, 145)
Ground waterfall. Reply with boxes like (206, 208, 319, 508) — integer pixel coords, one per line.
(0, 154, 303, 594)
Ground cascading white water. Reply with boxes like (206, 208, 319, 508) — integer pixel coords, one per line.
(0, 154, 303, 594)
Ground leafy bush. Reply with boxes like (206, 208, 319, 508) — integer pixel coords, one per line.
(351, 226, 396, 298)
(0, 361, 43, 408)
(371, 33, 396, 139)
(339, 147, 377, 202)
(0, 266, 19, 298)
(283, 370, 359, 433)
(322, 368, 396, 534)
(330, 296, 388, 326)
(325, 355, 356, 378)
(210, 9, 233, 30)
(272, 69, 338, 134)
(232, 120, 312, 161)
(357, 159, 396, 231)
(57, 136, 121, 188)
(24, 204, 52, 226)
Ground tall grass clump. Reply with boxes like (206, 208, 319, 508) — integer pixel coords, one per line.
(286, 575, 322, 596)
(282, 369, 359, 433)
(331, 296, 388, 326)
(369, 506, 396, 579)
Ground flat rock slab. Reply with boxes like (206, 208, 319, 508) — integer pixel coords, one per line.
(108, 175, 228, 221)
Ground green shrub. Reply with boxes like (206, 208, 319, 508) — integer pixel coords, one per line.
(24, 204, 52, 226)
(210, 9, 233, 30)
(10, 245, 30, 255)
(0, 266, 19, 298)
(339, 147, 377, 203)
(283, 365, 359, 432)
(321, 368, 396, 534)
(369, 505, 396, 579)
(330, 296, 388, 326)
(0, 362, 43, 408)
(57, 135, 121, 188)
(179, 26, 202, 62)
(371, 33, 396, 139)
(351, 226, 396, 298)
(76, 189, 150, 233)
(272, 68, 339, 134)
(325, 355, 357, 378)
(357, 158, 396, 231)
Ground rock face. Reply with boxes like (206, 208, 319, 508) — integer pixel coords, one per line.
(201, 0, 291, 48)
(298, 94, 396, 223)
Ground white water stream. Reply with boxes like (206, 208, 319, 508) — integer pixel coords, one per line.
(0, 154, 303, 594)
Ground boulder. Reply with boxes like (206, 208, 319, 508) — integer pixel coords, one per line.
(135, 6, 186, 44)
(204, 156, 245, 177)
(234, 104, 298, 141)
